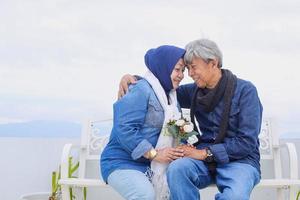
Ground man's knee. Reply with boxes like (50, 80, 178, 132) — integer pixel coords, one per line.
(167, 158, 191, 177)
(216, 188, 250, 200)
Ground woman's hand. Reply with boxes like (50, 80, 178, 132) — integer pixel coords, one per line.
(118, 74, 137, 99)
(153, 147, 184, 163)
(177, 145, 207, 160)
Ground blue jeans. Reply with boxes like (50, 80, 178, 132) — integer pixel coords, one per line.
(167, 158, 260, 200)
(107, 169, 155, 200)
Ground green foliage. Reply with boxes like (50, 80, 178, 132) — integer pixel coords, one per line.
(83, 187, 87, 200)
(296, 190, 300, 200)
(165, 118, 199, 145)
(167, 124, 179, 138)
(49, 157, 87, 200)
(49, 167, 61, 200)
(68, 157, 87, 200)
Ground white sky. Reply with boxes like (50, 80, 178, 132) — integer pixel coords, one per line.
(0, 0, 300, 134)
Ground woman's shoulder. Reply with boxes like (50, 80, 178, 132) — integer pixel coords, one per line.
(115, 79, 152, 105)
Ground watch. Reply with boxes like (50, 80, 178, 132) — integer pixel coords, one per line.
(147, 148, 158, 160)
(205, 148, 214, 163)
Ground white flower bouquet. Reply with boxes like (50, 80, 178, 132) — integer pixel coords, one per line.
(165, 117, 200, 145)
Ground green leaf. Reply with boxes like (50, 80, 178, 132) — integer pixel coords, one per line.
(186, 131, 198, 137)
(167, 125, 179, 137)
(167, 120, 176, 125)
(51, 171, 57, 193)
(70, 162, 79, 174)
(57, 166, 61, 190)
(83, 187, 87, 200)
(68, 157, 72, 178)
(69, 187, 73, 200)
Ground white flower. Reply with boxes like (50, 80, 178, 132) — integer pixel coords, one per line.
(173, 113, 182, 121)
(183, 123, 194, 133)
(187, 135, 198, 145)
(175, 119, 185, 126)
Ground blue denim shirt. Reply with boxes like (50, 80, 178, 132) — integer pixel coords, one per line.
(100, 79, 164, 182)
(177, 78, 263, 174)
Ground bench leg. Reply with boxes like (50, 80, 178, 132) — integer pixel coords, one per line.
(61, 185, 71, 200)
(277, 188, 285, 200)
(289, 186, 298, 200)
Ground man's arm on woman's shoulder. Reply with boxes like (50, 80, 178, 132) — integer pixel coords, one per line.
(118, 74, 138, 99)
(117, 74, 196, 109)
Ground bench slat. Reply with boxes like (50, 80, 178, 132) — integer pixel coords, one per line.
(59, 178, 300, 189)
(258, 179, 300, 187)
(59, 178, 107, 187)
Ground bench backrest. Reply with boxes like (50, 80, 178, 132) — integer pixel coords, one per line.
(77, 118, 280, 178)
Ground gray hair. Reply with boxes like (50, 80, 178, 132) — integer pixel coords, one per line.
(184, 39, 223, 68)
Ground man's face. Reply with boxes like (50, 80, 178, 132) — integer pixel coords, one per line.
(186, 57, 215, 88)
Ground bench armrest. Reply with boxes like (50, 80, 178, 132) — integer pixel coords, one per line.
(60, 143, 81, 179)
(280, 142, 299, 179)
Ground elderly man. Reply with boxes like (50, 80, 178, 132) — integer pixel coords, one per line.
(119, 39, 263, 200)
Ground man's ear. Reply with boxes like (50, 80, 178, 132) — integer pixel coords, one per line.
(210, 59, 218, 68)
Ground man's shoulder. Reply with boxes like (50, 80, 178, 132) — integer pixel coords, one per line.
(235, 78, 260, 100)
(236, 78, 257, 91)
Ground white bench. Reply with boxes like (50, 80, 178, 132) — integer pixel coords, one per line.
(59, 118, 300, 200)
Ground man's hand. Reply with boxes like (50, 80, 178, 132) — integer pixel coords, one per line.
(177, 145, 207, 160)
(153, 147, 184, 163)
(118, 74, 137, 99)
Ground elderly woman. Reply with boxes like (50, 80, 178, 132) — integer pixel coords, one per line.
(101, 45, 186, 200)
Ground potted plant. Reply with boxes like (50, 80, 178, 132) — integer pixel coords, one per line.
(20, 157, 86, 200)
(49, 169, 61, 200)
(49, 157, 86, 200)
(20, 192, 50, 200)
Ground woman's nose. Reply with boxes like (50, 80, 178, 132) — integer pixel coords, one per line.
(178, 72, 184, 79)
(188, 69, 193, 77)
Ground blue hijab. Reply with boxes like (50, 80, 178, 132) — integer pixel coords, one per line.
(144, 45, 185, 94)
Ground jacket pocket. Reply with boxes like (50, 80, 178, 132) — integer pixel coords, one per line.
(144, 99, 164, 128)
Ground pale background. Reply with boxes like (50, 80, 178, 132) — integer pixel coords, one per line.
(0, 0, 300, 136)
(1, 1, 300, 199)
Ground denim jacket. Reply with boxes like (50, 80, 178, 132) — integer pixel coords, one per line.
(177, 78, 263, 174)
(100, 79, 164, 182)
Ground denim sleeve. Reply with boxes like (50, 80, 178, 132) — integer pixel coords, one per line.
(113, 82, 154, 160)
(131, 139, 153, 160)
(209, 84, 263, 164)
(176, 83, 195, 108)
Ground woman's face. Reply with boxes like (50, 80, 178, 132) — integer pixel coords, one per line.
(170, 58, 185, 89)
